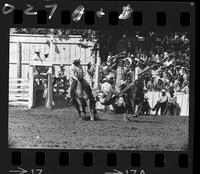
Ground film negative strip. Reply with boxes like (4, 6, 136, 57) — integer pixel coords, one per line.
(0, 0, 197, 174)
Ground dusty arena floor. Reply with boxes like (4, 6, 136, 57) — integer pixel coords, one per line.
(8, 106, 188, 151)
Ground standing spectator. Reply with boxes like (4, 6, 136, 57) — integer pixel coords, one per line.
(166, 90, 177, 115)
(152, 89, 168, 115)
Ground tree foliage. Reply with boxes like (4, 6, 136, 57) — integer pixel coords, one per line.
(12, 29, 190, 65)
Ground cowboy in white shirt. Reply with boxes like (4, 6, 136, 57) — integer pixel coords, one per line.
(69, 57, 91, 103)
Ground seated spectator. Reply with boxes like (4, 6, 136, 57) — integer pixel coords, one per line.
(181, 85, 189, 94)
(154, 79, 165, 91)
(182, 77, 189, 89)
(168, 81, 174, 92)
(174, 79, 181, 92)
(151, 66, 160, 79)
(152, 89, 168, 115)
(146, 77, 154, 91)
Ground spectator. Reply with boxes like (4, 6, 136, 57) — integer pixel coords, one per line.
(182, 77, 189, 89)
(154, 79, 165, 91)
(146, 77, 154, 91)
(152, 89, 168, 115)
(135, 61, 143, 80)
(174, 79, 181, 92)
(181, 84, 189, 94)
(166, 90, 177, 115)
(98, 32, 190, 94)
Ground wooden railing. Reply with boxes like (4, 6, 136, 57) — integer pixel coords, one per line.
(9, 78, 29, 106)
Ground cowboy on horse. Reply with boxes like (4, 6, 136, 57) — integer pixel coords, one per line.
(69, 57, 96, 121)
(69, 57, 92, 104)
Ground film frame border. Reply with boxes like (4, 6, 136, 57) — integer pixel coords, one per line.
(0, 1, 196, 174)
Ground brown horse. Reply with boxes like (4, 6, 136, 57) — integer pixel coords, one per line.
(73, 74, 96, 121)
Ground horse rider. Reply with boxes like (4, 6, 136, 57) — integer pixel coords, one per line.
(69, 57, 92, 104)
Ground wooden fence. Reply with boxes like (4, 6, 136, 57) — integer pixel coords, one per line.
(9, 76, 190, 116)
(146, 92, 189, 116)
(9, 78, 29, 106)
(96, 92, 189, 116)
(9, 34, 96, 79)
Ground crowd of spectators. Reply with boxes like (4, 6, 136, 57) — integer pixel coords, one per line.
(99, 32, 190, 94)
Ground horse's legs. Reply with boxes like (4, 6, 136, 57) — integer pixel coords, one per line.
(130, 99, 135, 115)
(76, 99, 83, 120)
(135, 104, 139, 116)
(82, 105, 86, 115)
(73, 101, 82, 120)
(86, 99, 94, 121)
(123, 102, 130, 122)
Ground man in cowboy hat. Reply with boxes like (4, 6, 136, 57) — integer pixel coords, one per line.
(69, 57, 92, 104)
(152, 89, 168, 115)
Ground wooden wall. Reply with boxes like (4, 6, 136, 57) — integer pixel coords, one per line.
(9, 34, 95, 78)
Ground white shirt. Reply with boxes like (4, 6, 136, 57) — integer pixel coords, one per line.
(151, 69, 159, 78)
(164, 60, 173, 66)
(101, 82, 112, 94)
(135, 66, 142, 80)
(168, 95, 177, 104)
(158, 95, 168, 103)
(69, 64, 84, 81)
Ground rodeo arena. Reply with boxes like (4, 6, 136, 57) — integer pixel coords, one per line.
(9, 29, 189, 150)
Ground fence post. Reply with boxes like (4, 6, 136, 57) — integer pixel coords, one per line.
(16, 41, 22, 93)
(16, 41, 22, 78)
(94, 52, 100, 89)
(50, 35, 54, 63)
(28, 65, 34, 108)
(46, 67, 53, 110)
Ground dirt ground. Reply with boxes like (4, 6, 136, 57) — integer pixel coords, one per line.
(8, 106, 188, 151)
